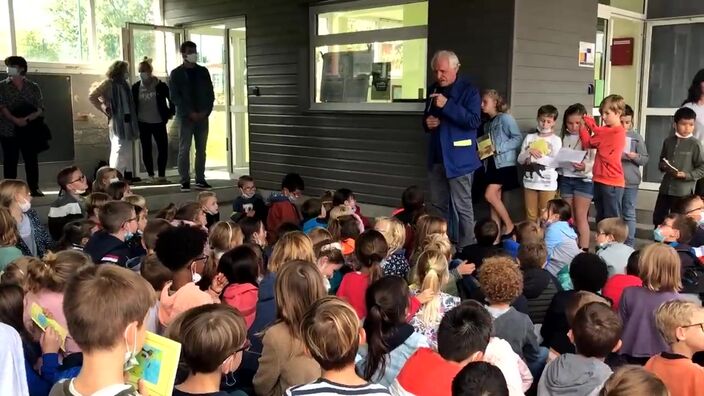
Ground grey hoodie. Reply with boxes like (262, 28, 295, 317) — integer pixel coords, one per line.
(621, 129, 648, 188)
(537, 354, 612, 396)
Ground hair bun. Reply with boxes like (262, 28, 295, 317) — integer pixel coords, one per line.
(42, 251, 58, 265)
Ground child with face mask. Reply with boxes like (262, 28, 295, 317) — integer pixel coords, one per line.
(266, 173, 305, 244)
(595, 218, 634, 277)
(232, 175, 268, 223)
(155, 225, 227, 326)
(654, 213, 704, 297)
(198, 191, 220, 229)
(83, 201, 141, 267)
(517, 105, 562, 223)
(48, 166, 89, 241)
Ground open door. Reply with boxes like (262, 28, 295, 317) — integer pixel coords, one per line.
(122, 23, 186, 179)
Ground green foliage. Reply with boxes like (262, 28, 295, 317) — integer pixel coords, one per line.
(95, 0, 156, 61)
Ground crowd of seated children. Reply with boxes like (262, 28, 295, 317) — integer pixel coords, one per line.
(374, 216, 410, 278)
(538, 302, 623, 395)
(503, 220, 543, 258)
(266, 173, 304, 242)
(541, 252, 609, 355)
(286, 297, 390, 396)
(517, 241, 560, 325)
(595, 218, 634, 277)
(645, 300, 704, 396)
(333, 188, 370, 229)
(301, 198, 327, 234)
(480, 256, 546, 378)
(253, 261, 326, 396)
(602, 251, 643, 312)
(408, 249, 460, 349)
(337, 230, 387, 319)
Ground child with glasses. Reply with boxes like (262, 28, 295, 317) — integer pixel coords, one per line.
(48, 166, 89, 241)
(232, 175, 267, 223)
(166, 304, 250, 396)
(644, 300, 704, 395)
(84, 201, 140, 266)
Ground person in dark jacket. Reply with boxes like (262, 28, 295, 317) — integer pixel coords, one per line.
(84, 201, 139, 266)
(132, 57, 174, 183)
(656, 213, 704, 295)
(232, 175, 267, 223)
(48, 166, 89, 241)
(424, 50, 482, 248)
(169, 41, 215, 192)
(541, 253, 609, 355)
(517, 241, 561, 325)
(0, 56, 47, 197)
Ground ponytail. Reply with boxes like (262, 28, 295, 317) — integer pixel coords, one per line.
(416, 249, 449, 326)
(27, 250, 91, 293)
(355, 230, 388, 284)
(361, 276, 409, 381)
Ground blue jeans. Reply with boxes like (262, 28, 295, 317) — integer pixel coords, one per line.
(593, 182, 624, 223)
(622, 187, 638, 246)
(178, 117, 209, 184)
(527, 346, 550, 379)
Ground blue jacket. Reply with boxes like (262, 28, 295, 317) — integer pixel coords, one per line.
(485, 113, 523, 169)
(424, 76, 482, 178)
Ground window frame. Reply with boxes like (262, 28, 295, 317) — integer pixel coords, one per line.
(639, 15, 704, 190)
(308, 0, 428, 113)
(2, 0, 164, 74)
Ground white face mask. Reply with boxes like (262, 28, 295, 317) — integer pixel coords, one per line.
(139, 72, 150, 81)
(18, 199, 31, 213)
(537, 124, 552, 134)
(698, 212, 704, 226)
(7, 67, 20, 77)
(109, 177, 120, 184)
(185, 53, 198, 63)
(74, 189, 86, 195)
(123, 326, 139, 372)
(191, 262, 202, 283)
(242, 191, 255, 199)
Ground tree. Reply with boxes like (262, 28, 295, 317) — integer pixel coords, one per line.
(95, 0, 156, 62)
(19, 31, 59, 62)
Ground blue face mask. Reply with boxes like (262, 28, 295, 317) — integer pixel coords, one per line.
(653, 228, 665, 243)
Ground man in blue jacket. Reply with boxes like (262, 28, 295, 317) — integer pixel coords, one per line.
(424, 50, 482, 248)
(169, 41, 215, 192)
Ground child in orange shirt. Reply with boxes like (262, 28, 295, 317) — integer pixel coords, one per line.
(645, 300, 704, 396)
(579, 94, 626, 223)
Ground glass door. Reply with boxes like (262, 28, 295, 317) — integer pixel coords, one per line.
(229, 23, 249, 173)
(122, 23, 185, 179)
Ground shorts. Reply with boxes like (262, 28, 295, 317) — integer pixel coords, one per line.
(559, 176, 594, 199)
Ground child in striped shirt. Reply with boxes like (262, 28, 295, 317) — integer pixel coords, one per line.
(286, 297, 390, 396)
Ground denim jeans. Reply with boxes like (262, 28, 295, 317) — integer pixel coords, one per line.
(177, 117, 209, 184)
(526, 346, 550, 380)
(593, 182, 624, 223)
(428, 164, 476, 248)
(622, 187, 638, 246)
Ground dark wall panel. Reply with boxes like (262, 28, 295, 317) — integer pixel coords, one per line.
(165, 0, 514, 207)
(648, 0, 704, 19)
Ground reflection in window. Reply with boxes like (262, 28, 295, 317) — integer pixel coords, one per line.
(312, 1, 428, 106)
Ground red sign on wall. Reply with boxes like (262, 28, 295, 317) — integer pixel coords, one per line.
(611, 37, 634, 66)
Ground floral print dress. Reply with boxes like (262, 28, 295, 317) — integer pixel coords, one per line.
(408, 286, 460, 349)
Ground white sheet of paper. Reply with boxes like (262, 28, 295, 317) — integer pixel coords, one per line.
(553, 148, 587, 165)
(624, 137, 632, 153)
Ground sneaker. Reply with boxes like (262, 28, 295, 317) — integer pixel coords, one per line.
(180, 183, 191, 192)
(194, 181, 212, 190)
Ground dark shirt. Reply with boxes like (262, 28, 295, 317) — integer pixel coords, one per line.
(0, 77, 44, 137)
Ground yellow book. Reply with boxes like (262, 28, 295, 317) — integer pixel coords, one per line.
(29, 303, 69, 351)
(477, 134, 495, 160)
(529, 139, 550, 156)
(126, 331, 182, 396)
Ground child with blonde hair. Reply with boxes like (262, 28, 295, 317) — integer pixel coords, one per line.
(308, 227, 332, 245)
(375, 216, 410, 278)
(198, 190, 220, 229)
(595, 217, 634, 276)
(644, 300, 704, 395)
(91, 166, 120, 193)
(620, 243, 681, 364)
(0, 258, 37, 290)
(313, 239, 344, 291)
(122, 194, 146, 210)
(600, 365, 668, 396)
(409, 249, 460, 349)
(24, 250, 92, 354)
(254, 260, 326, 396)
(209, 220, 244, 261)
(287, 297, 389, 395)
(0, 206, 22, 270)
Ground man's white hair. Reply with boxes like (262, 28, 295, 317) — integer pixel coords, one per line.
(431, 50, 460, 70)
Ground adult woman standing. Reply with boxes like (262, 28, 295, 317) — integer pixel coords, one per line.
(0, 56, 46, 197)
(132, 57, 174, 183)
(683, 69, 704, 195)
(89, 60, 141, 183)
(0, 179, 51, 257)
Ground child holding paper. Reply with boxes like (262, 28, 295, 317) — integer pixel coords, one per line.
(517, 105, 562, 222)
(653, 107, 704, 226)
(559, 103, 595, 250)
(480, 89, 523, 238)
(620, 105, 649, 246)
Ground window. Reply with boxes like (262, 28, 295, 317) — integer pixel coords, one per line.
(3, 0, 161, 68)
(310, 0, 428, 111)
(13, 0, 91, 63)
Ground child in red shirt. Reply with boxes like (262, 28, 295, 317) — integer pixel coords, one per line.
(337, 230, 387, 319)
(602, 250, 642, 311)
(579, 94, 626, 223)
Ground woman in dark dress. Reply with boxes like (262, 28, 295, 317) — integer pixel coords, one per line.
(0, 56, 46, 197)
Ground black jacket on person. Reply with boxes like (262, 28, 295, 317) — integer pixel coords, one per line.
(523, 267, 562, 325)
(84, 231, 133, 267)
(131, 79, 174, 124)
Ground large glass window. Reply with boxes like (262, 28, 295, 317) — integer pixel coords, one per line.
(0, 0, 11, 59)
(95, 0, 161, 62)
(13, 0, 91, 63)
(311, 1, 428, 110)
